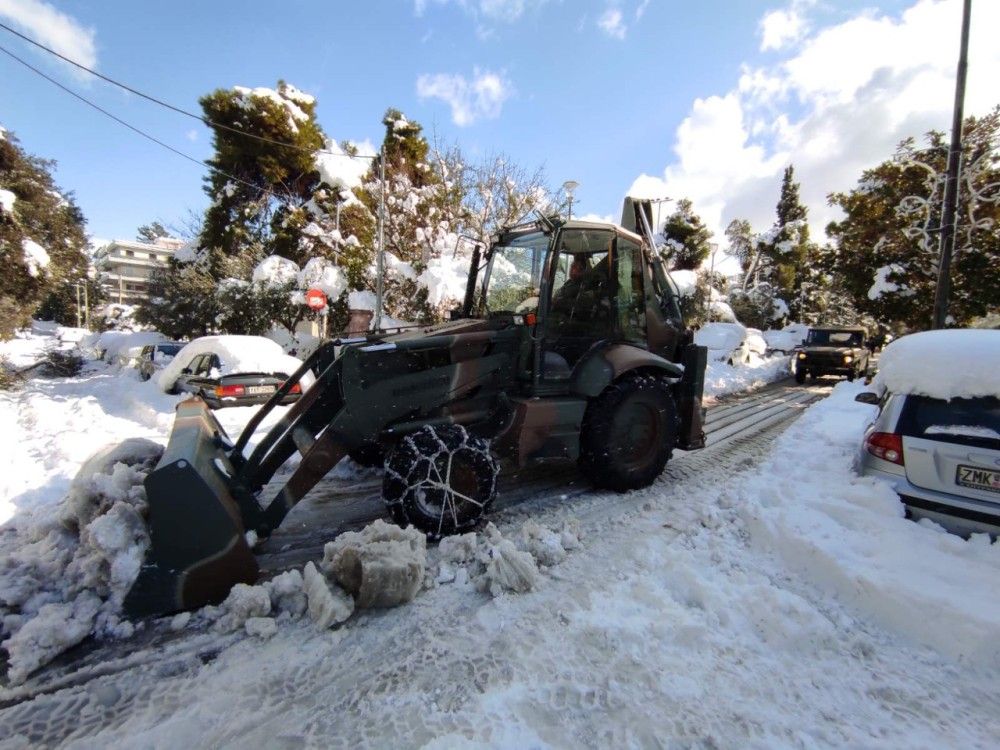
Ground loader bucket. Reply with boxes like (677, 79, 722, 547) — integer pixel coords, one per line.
(123, 398, 259, 618)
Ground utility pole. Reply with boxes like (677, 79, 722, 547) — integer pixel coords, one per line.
(75, 283, 82, 328)
(374, 143, 386, 330)
(932, 0, 972, 329)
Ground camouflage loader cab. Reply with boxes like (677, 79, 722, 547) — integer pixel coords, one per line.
(123, 199, 708, 617)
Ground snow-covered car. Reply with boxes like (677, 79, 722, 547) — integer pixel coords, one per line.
(745, 327, 768, 358)
(694, 322, 755, 365)
(137, 341, 184, 381)
(764, 323, 810, 355)
(157, 335, 315, 409)
(855, 329, 1000, 535)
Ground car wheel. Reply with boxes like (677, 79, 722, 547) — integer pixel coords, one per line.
(578, 374, 678, 492)
(795, 368, 807, 384)
(382, 425, 499, 539)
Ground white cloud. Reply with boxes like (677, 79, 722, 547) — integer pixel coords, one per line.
(416, 68, 513, 127)
(414, 0, 546, 23)
(630, 0, 1000, 266)
(185, 129, 198, 142)
(0, 0, 97, 77)
(597, 8, 626, 40)
(759, 9, 804, 51)
(635, 0, 650, 21)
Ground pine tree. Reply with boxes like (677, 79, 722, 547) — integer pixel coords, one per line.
(757, 165, 816, 319)
(0, 131, 89, 337)
(136, 221, 170, 243)
(827, 108, 1000, 330)
(660, 199, 712, 271)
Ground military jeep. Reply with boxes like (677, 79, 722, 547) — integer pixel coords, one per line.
(794, 326, 870, 383)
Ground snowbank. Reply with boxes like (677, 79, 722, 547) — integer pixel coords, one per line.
(702, 356, 791, 398)
(873, 328, 1000, 399)
(0, 439, 163, 683)
(155, 336, 309, 392)
(743, 381, 1000, 665)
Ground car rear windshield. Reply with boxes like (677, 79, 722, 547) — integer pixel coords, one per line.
(158, 344, 182, 356)
(806, 330, 862, 346)
(898, 395, 1000, 448)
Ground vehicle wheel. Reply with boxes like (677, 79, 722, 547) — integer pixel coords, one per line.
(578, 373, 678, 492)
(846, 368, 856, 382)
(139, 370, 151, 382)
(349, 441, 387, 468)
(794, 368, 807, 384)
(382, 424, 499, 538)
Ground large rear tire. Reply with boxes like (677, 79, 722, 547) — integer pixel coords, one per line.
(578, 374, 678, 492)
(382, 425, 499, 538)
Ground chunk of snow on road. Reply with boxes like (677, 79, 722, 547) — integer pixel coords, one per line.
(873, 329, 1000, 399)
(303, 561, 354, 628)
(213, 583, 271, 633)
(0, 438, 163, 683)
(321, 520, 426, 609)
(244, 616, 278, 639)
(22, 239, 50, 277)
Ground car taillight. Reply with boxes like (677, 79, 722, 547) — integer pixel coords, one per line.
(215, 384, 246, 398)
(865, 431, 904, 465)
(280, 382, 302, 394)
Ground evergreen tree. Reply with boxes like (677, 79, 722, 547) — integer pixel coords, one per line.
(757, 165, 815, 318)
(0, 132, 89, 337)
(136, 221, 170, 243)
(660, 199, 712, 271)
(827, 108, 1000, 330)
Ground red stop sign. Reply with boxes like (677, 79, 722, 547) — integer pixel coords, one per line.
(305, 288, 327, 310)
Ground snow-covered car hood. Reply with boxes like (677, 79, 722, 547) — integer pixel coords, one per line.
(156, 335, 314, 392)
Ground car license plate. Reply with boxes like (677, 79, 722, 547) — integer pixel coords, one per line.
(956, 464, 1000, 494)
(246, 385, 275, 395)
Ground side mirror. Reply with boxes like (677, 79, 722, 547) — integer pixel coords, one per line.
(854, 392, 879, 405)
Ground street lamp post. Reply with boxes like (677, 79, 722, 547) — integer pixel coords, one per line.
(562, 180, 579, 220)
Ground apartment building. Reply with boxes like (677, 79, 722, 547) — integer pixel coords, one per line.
(94, 236, 184, 306)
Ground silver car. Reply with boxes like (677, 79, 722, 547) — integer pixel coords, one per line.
(855, 390, 1000, 535)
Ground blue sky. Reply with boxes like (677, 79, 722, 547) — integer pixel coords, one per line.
(1, 0, 996, 263)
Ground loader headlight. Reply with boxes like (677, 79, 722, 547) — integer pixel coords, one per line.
(844, 355, 853, 363)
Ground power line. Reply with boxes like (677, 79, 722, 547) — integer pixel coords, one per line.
(0, 19, 375, 160)
(0, 43, 288, 201)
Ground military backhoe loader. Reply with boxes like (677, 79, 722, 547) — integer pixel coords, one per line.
(123, 199, 707, 617)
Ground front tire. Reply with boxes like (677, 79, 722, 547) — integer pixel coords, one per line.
(382, 425, 499, 538)
(579, 374, 678, 492)
(795, 368, 807, 384)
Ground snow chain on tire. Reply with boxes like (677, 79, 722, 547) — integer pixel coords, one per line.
(578, 373, 679, 492)
(382, 424, 499, 538)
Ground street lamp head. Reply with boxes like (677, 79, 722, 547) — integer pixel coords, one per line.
(562, 180, 579, 197)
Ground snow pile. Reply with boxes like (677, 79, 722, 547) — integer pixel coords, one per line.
(252, 255, 300, 287)
(419, 253, 473, 308)
(430, 520, 583, 596)
(297, 257, 347, 300)
(0, 439, 163, 683)
(155, 336, 309, 392)
(321, 520, 426, 609)
(702, 356, 791, 399)
(873, 328, 1000, 399)
(668, 269, 698, 297)
(22, 239, 50, 277)
(348, 290, 377, 311)
(0, 187, 15, 214)
(315, 138, 375, 193)
(102, 331, 169, 365)
(303, 562, 354, 628)
(743, 381, 1000, 665)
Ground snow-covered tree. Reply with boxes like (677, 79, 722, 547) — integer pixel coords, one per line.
(827, 108, 1000, 330)
(660, 199, 712, 271)
(0, 131, 89, 337)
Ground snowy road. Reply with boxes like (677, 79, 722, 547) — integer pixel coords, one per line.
(256, 378, 826, 572)
(4, 372, 998, 748)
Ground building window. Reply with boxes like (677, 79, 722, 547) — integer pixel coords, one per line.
(125, 250, 135, 257)
(149, 253, 158, 260)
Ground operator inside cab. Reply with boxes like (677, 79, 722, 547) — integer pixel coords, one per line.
(550, 253, 607, 322)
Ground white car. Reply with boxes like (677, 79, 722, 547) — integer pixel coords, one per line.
(763, 323, 811, 355)
(695, 322, 755, 366)
(745, 328, 768, 358)
(854, 329, 1000, 535)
